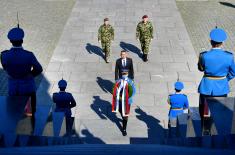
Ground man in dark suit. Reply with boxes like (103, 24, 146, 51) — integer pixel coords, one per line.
(115, 50, 134, 80)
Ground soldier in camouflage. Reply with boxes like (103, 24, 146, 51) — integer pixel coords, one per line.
(136, 15, 154, 62)
(98, 18, 114, 63)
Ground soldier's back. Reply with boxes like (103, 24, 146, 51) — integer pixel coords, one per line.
(1, 48, 35, 78)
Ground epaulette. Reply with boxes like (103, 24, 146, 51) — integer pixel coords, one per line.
(224, 51, 233, 55)
(23, 49, 33, 54)
(1, 50, 9, 54)
(199, 51, 207, 56)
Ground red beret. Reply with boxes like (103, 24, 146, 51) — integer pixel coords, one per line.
(142, 15, 148, 19)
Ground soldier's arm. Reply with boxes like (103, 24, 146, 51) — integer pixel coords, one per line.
(52, 93, 56, 103)
(227, 54, 235, 81)
(0, 51, 7, 70)
(136, 24, 140, 39)
(69, 94, 76, 108)
(98, 26, 102, 41)
(167, 96, 171, 105)
(184, 95, 189, 109)
(130, 59, 134, 80)
(31, 53, 43, 77)
(150, 22, 154, 39)
(198, 52, 205, 72)
(115, 60, 119, 81)
(111, 26, 114, 41)
(0, 53, 4, 69)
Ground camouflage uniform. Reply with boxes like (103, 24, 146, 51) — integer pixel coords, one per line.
(98, 24, 114, 61)
(136, 21, 154, 54)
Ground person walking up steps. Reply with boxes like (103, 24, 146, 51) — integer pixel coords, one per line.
(136, 15, 154, 62)
(98, 18, 114, 63)
(112, 69, 136, 136)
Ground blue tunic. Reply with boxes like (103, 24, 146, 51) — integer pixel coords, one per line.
(168, 93, 189, 119)
(53, 91, 76, 117)
(1, 47, 43, 95)
(198, 48, 235, 96)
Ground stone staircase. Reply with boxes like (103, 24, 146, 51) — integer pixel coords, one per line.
(1, 96, 235, 150)
(0, 0, 235, 154)
(36, 0, 201, 144)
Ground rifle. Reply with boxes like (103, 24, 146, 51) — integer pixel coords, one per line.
(17, 12, 20, 28)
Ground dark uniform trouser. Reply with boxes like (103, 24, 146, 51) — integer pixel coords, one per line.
(140, 39, 151, 54)
(66, 117, 74, 135)
(118, 101, 128, 131)
(14, 92, 36, 131)
(55, 108, 74, 135)
(101, 41, 111, 59)
(199, 94, 227, 133)
(28, 92, 36, 131)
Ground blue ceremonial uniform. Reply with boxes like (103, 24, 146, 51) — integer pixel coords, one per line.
(53, 91, 76, 117)
(198, 49, 235, 95)
(1, 47, 43, 95)
(198, 28, 235, 96)
(168, 93, 189, 119)
(0, 27, 42, 130)
(53, 79, 77, 136)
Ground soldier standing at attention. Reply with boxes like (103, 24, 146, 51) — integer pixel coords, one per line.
(53, 79, 77, 136)
(98, 18, 114, 63)
(0, 27, 43, 131)
(168, 81, 189, 137)
(198, 28, 235, 135)
(136, 15, 154, 62)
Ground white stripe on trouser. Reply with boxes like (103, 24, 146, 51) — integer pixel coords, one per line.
(115, 79, 128, 116)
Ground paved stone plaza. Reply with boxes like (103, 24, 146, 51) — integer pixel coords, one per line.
(177, 0, 235, 96)
(0, 0, 235, 144)
(37, 0, 200, 144)
(0, 0, 76, 95)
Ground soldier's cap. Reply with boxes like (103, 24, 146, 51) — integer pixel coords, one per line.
(8, 27, 24, 41)
(121, 69, 129, 74)
(174, 81, 184, 90)
(104, 18, 109, 22)
(210, 28, 227, 42)
(142, 15, 148, 19)
(58, 79, 67, 88)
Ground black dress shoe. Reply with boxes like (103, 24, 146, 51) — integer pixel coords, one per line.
(122, 130, 127, 136)
(203, 130, 211, 136)
(143, 54, 147, 62)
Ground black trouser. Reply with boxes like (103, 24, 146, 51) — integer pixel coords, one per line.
(27, 92, 36, 131)
(118, 101, 128, 131)
(199, 94, 227, 133)
(199, 94, 227, 118)
(65, 117, 74, 136)
(11, 92, 36, 131)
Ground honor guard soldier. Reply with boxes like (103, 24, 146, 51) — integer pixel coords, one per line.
(136, 15, 154, 62)
(0, 27, 43, 130)
(53, 79, 77, 136)
(168, 82, 189, 137)
(198, 28, 235, 135)
(98, 18, 114, 63)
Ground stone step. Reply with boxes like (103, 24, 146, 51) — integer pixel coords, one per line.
(0, 144, 234, 155)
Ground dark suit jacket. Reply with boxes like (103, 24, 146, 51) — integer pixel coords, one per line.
(115, 57, 134, 80)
